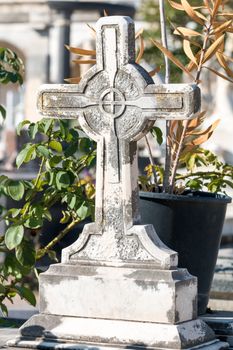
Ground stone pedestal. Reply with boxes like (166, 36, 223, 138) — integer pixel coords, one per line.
(8, 260, 228, 349)
(8, 316, 223, 350)
(35, 265, 197, 324)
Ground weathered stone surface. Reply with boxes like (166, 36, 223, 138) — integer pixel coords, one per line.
(7, 339, 229, 350)
(37, 16, 201, 269)
(39, 264, 197, 324)
(0, 329, 19, 348)
(7, 16, 228, 350)
(8, 315, 218, 349)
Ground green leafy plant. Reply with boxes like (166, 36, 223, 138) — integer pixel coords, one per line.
(0, 44, 97, 315)
(66, 4, 233, 195)
(0, 47, 26, 315)
(139, 0, 233, 194)
(0, 110, 96, 314)
(0, 47, 23, 121)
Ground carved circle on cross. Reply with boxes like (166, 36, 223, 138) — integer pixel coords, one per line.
(99, 87, 126, 119)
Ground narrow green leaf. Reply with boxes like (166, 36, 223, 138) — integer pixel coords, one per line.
(11, 208, 21, 218)
(224, 180, 233, 189)
(0, 105, 6, 120)
(77, 202, 89, 220)
(46, 171, 55, 186)
(16, 144, 36, 168)
(186, 179, 202, 190)
(47, 250, 58, 262)
(60, 210, 71, 224)
(0, 284, 6, 294)
(59, 120, 69, 139)
(43, 119, 53, 134)
(151, 127, 163, 145)
(15, 240, 36, 267)
(68, 195, 76, 209)
(15, 286, 36, 306)
(28, 123, 38, 139)
(43, 209, 52, 221)
(16, 120, 30, 136)
(0, 175, 8, 185)
(187, 154, 196, 171)
(0, 303, 8, 317)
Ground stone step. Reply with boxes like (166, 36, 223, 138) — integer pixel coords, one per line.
(223, 201, 233, 237)
(210, 245, 233, 302)
(222, 190, 233, 238)
(202, 311, 233, 348)
(0, 328, 18, 348)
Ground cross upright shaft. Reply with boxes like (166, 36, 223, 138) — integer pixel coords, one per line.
(37, 16, 200, 268)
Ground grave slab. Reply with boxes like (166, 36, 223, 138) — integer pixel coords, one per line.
(210, 246, 233, 302)
(7, 16, 228, 350)
(202, 312, 233, 348)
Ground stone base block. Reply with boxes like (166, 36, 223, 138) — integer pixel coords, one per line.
(39, 263, 197, 324)
(7, 314, 228, 350)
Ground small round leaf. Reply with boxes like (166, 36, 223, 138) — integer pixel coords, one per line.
(5, 225, 24, 250)
(16, 144, 36, 168)
(37, 145, 50, 158)
(7, 180, 24, 201)
(56, 171, 71, 190)
(49, 140, 63, 153)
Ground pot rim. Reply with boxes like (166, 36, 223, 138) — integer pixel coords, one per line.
(139, 190, 232, 204)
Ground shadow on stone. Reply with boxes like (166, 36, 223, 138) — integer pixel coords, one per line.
(125, 343, 149, 349)
(20, 325, 45, 338)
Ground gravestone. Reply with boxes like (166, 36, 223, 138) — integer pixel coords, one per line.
(8, 16, 228, 350)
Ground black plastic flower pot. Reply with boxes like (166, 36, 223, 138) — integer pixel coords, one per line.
(139, 190, 231, 315)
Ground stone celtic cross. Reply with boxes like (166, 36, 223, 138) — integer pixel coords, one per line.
(8, 16, 226, 350)
(38, 16, 200, 269)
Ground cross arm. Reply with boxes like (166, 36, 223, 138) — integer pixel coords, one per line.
(137, 84, 200, 120)
(37, 84, 90, 119)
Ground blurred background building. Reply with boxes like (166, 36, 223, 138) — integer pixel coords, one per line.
(0, 0, 140, 163)
(0, 0, 139, 120)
